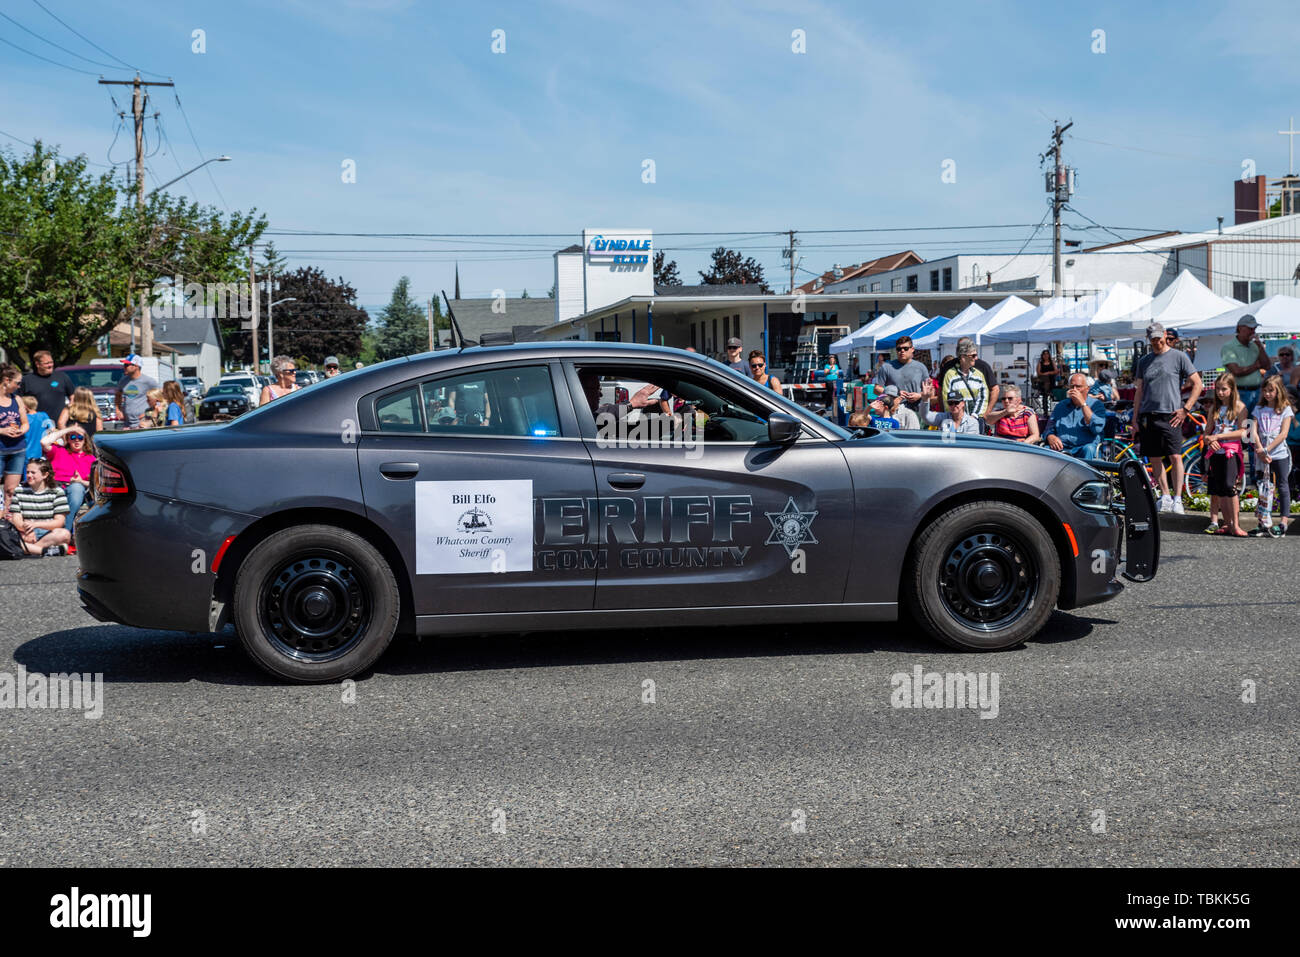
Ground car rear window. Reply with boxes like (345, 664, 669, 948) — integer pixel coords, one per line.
(60, 368, 125, 389)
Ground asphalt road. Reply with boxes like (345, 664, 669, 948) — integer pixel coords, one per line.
(1, 514, 1295, 867)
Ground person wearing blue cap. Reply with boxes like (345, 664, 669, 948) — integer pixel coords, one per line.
(114, 354, 159, 429)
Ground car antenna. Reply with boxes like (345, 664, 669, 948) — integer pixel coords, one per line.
(441, 290, 476, 351)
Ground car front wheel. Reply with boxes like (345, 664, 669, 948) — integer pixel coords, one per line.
(233, 525, 400, 682)
(908, 501, 1060, 651)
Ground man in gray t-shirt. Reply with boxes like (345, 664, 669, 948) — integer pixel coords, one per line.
(114, 354, 159, 428)
(1132, 323, 1202, 513)
(872, 336, 930, 412)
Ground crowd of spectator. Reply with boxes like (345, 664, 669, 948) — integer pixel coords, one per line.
(0, 351, 207, 558)
(843, 316, 1299, 534)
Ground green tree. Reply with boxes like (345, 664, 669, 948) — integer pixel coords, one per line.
(253, 266, 369, 364)
(259, 240, 289, 282)
(698, 246, 768, 291)
(654, 250, 681, 286)
(373, 276, 427, 360)
(0, 141, 265, 367)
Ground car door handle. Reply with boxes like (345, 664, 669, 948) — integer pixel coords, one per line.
(379, 462, 421, 480)
(607, 472, 646, 490)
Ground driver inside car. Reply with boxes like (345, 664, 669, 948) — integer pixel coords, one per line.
(577, 370, 661, 420)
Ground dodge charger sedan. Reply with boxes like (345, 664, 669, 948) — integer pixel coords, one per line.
(76, 342, 1158, 683)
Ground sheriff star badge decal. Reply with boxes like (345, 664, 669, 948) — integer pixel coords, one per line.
(765, 497, 819, 557)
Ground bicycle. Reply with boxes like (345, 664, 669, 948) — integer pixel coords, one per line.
(1097, 411, 1208, 498)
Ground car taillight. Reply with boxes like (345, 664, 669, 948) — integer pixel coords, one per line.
(615, 387, 629, 403)
(93, 462, 130, 497)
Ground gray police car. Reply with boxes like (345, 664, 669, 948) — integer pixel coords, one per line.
(75, 342, 1158, 683)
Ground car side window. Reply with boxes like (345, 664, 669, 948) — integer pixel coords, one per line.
(573, 364, 782, 445)
(376, 386, 423, 432)
(372, 365, 560, 437)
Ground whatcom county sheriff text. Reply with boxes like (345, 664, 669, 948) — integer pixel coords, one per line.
(50, 888, 150, 937)
(0, 667, 103, 719)
(890, 666, 1000, 719)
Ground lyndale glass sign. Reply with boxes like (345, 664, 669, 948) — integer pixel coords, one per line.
(585, 234, 651, 267)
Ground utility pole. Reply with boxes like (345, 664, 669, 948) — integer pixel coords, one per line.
(100, 74, 174, 358)
(1042, 120, 1074, 297)
(248, 245, 260, 373)
(783, 229, 799, 294)
(427, 299, 435, 351)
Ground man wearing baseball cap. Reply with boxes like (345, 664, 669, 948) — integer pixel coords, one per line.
(870, 384, 921, 430)
(1133, 323, 1203, 513)
(323, 356, 341, 378)
(1220, 314, 1270, 415)
(723, 337, 749, 377)
(919, 383, 981, 434)
(114, 354, 159, 430)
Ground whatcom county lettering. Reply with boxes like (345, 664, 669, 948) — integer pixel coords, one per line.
(49, 887, 151, 937)
(889, 666, 1000, 719)
(0, 667, 103, 719)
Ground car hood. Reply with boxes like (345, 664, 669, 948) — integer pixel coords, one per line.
(850, 428, 1100, 470)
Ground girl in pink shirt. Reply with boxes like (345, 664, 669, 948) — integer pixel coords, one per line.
(41, 426, 97, 545)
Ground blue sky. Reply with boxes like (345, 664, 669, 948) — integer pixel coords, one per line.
(3, 0, 1299, 311)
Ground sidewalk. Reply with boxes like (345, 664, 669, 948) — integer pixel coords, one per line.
(1160, 509, 1294, 535)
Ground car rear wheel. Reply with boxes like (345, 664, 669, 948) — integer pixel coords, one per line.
(233, 525, 400, 682)
(908, 501, 1060, 651)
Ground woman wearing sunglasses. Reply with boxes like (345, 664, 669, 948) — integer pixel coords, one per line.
(41, 425, 97, 551)
(260, 355, 301, 405)
(748, 351, 782, 394)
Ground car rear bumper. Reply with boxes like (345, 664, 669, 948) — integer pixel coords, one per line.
(75, 492, 252, 633)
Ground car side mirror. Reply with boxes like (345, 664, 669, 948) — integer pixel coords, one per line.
(767, 412, 802, 443)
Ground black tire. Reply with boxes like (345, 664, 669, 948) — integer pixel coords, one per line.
(233, 524, 400, 682)
(908, 501, 1060, 651)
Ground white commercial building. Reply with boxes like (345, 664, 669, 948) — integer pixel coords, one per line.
(824, 214, 1300, 302)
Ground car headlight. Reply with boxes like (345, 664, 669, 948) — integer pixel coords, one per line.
(1072, 480, 1113, 512)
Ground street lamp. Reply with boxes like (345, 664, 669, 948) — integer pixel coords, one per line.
(267, 296, 296, 365)
(149, 156, 232, 195)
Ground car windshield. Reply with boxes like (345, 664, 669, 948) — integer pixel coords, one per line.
(59, 367, 125, 389)
(206, 385, 246, 396)
(180, 378, 202, 388)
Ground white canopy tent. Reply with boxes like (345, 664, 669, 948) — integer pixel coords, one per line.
(1178, 296, 1300, 372)
(982, 283, 1152, 344)
(857, 304, 929, 348)
(937, 295, 1035, 346)
(1089, 270, 1239, 341)
(1175, 295, 1300, 337)
(912, 302, 984, 350)
(828, 313, 891, 355)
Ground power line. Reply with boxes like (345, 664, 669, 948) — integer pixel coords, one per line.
(0, 32, 100, 74)
(29, 0, 169, 78)
(0, 9, 123, 71)
(172, 92, 228, 211)
(263, 222, 1163, 240)
(156, 116, 197, 204)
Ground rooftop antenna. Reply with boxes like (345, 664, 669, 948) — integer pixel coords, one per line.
(441, 290, 475, 351)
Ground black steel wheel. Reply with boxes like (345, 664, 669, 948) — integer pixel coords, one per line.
(909, 501, 1060, 651)
(936, 527, 1039, 632)
(234, 525, 400, 682)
